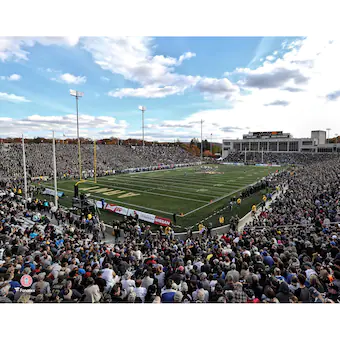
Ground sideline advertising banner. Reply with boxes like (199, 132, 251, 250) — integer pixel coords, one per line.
(42, 188, 64, 197)
(154, 216, 172, 227)
(127, 209, 155, 224)
(104, 203, 129, 216)
(95, 202, 172, 227)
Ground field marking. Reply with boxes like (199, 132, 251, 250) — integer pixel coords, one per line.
(84, 179, 209, 203)
(104, 175, 237, 191)
(125, 166, 200, 176)
(51, 166, 279, 221)
(103, 177, 219, 198)
(117, 175, 243, 190)
(45, 185, 175, 216)
(181, 179, 261, 217)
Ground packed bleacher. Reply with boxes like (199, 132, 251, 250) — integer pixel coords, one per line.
(1, 155, 340, 303)
(225, 151, 339, 165)
(0, 144, 198, 180)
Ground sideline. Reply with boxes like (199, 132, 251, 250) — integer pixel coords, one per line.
(44, 185, 175, 216)
(237, 184, 289, 233)
(182, 179, 266, 217)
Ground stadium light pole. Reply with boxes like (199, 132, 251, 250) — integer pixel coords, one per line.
(70, 89, 84, 180)
(326, 128, 331, 143)
(21, 134, 28, 208)
(52, 131, 58, 209)
(138, 106, 146, 150)
(244, 147, 247, 164)
(210, 133, 213, 154)
(261, 147, 264, 164)
(94, 139, 97, 183)
(200, 119, 204, 160)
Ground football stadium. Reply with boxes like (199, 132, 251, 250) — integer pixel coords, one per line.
(1, 35, 340, 308)
(42, 164, 281, 230)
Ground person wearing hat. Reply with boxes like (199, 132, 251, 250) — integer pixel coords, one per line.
(169, 266, 185, 285)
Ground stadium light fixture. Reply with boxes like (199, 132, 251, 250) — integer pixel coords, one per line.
(70, 89, 84, 180)
(138, 106, 146, 149)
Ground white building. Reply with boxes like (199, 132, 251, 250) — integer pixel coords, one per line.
(222, 130, 340, 158)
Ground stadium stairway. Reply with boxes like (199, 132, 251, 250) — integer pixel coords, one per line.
(237, 184, 289, 233)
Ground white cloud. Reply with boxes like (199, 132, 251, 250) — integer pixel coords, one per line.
(100, 76, 110, 82)
(108, 85, 187, 98)
(129, 37, 340, 142)
(53, 73, 87, 84)
(181, 37, 340, 139)
(0, 73, 21, 81)
(0, 92, 30, 103)
(45, 68, 58, 73)
(83, 37, 200, 88)
(0, 37, 80, 62)
(82, 37, 216, 98)
(195, 77, 239, 100)
(178, 51, 196, 64)
(0, 114, 128, 138)
(233, 61, 309, 89)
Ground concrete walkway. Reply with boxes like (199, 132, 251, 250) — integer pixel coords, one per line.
(237, 184, 289, 233)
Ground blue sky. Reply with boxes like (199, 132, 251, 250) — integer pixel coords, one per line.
(1, 36, 340, 141)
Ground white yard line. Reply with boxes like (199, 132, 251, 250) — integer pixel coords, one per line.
(125, 165, 200, 176)
(103, 177, 217, 198)
(84, 179, 209, 203)
(116, 175, 241, 190)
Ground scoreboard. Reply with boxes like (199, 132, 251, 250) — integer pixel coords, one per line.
(252, 131, 283, 137)
(243, 131, 291, 139)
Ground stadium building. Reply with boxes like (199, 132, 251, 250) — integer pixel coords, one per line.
(222, 130, 340, 158)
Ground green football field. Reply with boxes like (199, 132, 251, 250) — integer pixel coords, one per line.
(43, 164, 281, 229)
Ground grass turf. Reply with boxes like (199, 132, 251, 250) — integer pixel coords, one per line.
(41, 164, 281, 230)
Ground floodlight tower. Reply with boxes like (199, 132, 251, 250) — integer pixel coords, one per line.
(138, 106, 146, 149)
(200, 119, 204, 160)
(70, 89, 84, 180)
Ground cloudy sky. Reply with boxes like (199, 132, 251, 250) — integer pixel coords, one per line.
(0, 36, 339, 141)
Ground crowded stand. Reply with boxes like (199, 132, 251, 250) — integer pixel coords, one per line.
(0, 144, 198, 180)
(225, 151, 339, 165)
(1, 155, 340, 303)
